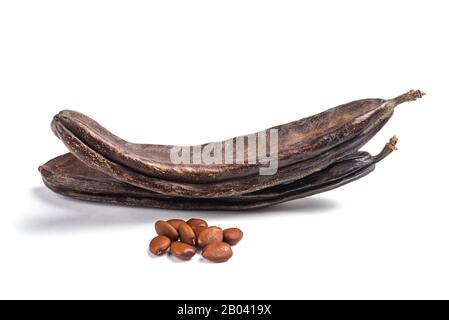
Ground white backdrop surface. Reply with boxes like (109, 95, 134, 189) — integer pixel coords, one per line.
(0, 0, 448, 299)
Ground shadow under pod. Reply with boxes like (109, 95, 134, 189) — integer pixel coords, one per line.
(18, 186, 340, 233)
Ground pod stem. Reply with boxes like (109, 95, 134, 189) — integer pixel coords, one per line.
(372, 136, 398, 163)
(392, 89, 426, 105)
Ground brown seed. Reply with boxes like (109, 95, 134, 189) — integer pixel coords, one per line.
(178, 222, 196, 245)
(197, 226, 223, 248)
(223, 228, 244, 246)
(166, 219, 185, 230)
(187, 218, 208, 229)
(170, 242, 196, 260)
(193, 226, 207, 243)
(149, 235, 171, 256)
(202, 242, 233, 263)
(155, 220, 179, 241)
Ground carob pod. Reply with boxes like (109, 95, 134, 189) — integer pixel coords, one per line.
(51, 90, 423, 183)
(48, 90, 423, 197)
(39, 149, 373, 201)
(39, 137, 398, 210)
(49, 108, 390, 198)
(40, 138, 397, 206)
(39, 155, 373, 210)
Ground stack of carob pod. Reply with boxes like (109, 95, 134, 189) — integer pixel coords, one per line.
(39, 90, 425, 210)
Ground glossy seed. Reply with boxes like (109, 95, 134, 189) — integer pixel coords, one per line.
(187, 218, 208, 229)
(178, 222, 196, 245)
(149, 235, 171, 256)
(167, 219, 185, 230)
(223, 228, 244, 245)
(202, 242, 233, 263)
(197, 226, 223, 248)
(155, 220, 179, 241)
(193, 226, 207, 243)
(170, 242, 196, 260)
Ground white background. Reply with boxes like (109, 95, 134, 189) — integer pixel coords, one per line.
(0, 0, 448, 299)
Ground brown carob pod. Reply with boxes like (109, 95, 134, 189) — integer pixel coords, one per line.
(49, 111, 389, 198)
(42, 90, 423, 199)
(202, 242, 233, 263)
(39, 137, 398, 210)
(223, 228, 244, 245)
(50, 90, 423, 183)
(170, 242, 196, 260)
(149, 235, 171, 256)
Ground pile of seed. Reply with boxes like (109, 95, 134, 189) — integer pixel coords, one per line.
(149, 218, 243, 263)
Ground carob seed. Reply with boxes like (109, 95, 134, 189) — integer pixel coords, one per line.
(193, 226, 207, 243)
(197, 226, 223, 248)
(170, 242, 196, 260)
(155, 220, 179, 241)
(223, 228, 244, 245)
(167, 219, 185, 230)
(149, 235, 171, 256)
(178, 222, 196, 245)
(187, 218, 208, 229)
(202, 242, 233, 263)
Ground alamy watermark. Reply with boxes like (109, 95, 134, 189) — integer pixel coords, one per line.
(170, 129, 279, 175)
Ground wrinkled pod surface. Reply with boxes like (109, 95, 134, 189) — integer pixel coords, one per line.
(39, 137, 399, 210)
(51, 90, 423, 183)
(48, 90, 423, 198)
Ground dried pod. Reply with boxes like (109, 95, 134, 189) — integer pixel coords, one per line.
(223, 228, 244, 245)
(149, 235, 171, 256)
(178, 222, 196, 245)
(48, 90, 424, 198)
(170, 242, 196, 260)
(197, 227, 223, 248)
(155, 220, 178, 241)
(202, 242, 233, 263)
(49, 116, 383, 198)
(39, 136, 398, 210)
